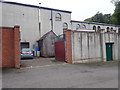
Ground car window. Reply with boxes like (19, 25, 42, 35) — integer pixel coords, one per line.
(22, 49, 31, 52)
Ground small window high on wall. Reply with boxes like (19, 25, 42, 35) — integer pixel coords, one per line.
(97, 26, 101, 31)
(82, 25, 86, 29)
(93, 26, 96, 31)
(118, 28, 120, 33)
(76, 24, 80, 30)
(56, 13, 62, 21)
(107, 27, 110, 32)
(63, 23, 68, 30)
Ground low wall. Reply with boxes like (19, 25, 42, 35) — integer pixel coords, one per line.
(0, 26, 20, 68)
(72, 31, 102, 63)
(64, 30, 119, 63)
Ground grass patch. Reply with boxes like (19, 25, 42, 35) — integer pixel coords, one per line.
(51, 59, 59, 62)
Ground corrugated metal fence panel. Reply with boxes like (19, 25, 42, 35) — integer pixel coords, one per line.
(55, 41, 66, 61)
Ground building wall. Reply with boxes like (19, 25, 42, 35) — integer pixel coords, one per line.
(1, 1, 120, 53)
(103, 33, 119, 60)
(71, 21, 120, 33)
(2, 2, 71, 49)
(2, 3, 40, 49)
(40, 9, 71, 36)
(70, 31, 118, 63)
(52, 11, 71, 35)
(0, 3, 2, 67)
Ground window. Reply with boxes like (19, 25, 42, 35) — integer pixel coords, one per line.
(119, 28, 120, 30)
(118, 28, 120, 33)
(82, 25, 86, 29)
(93, 26, 96, 31)
(63, 23, 68, 30)
(21, 42, 29, 50)
(107, 27, 110, 32)
(56, 13, 61, 21)
(76, 24, 80, 30)
(97, 26, 101, 31)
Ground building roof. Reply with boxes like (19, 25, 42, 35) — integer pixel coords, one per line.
(37, 30, 57, 41)
(71, 20, 120, 27)
(1, 0, 72, 13)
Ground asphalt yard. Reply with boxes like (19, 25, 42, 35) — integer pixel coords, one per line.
(2, 60, 118, 88)
(20, 57, 65, 68)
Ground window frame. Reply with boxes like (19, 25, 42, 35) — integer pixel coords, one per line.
(76, 24, 81, 30)
(55, 13, 62, 21)
(63, 23, 68, 30)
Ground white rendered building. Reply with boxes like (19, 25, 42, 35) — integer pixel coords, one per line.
(1, 1, 120, 50)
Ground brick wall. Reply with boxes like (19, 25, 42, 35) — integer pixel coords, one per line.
(0, 26, 20, 68)
(64, 30, 72, 64)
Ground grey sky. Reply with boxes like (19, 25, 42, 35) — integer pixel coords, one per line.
(4, 0, 115, 21)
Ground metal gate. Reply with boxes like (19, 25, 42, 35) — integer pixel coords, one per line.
(54, 34, 66, 62)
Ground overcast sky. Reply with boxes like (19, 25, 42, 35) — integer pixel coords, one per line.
(4, 0, 115, 21)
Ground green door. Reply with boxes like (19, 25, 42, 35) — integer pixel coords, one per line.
(106, 43, 113, 61)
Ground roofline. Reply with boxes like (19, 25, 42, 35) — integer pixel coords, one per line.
(71, 20, 120, 27)
(1, 0, 72, 13)
(37, 30, 57, 41)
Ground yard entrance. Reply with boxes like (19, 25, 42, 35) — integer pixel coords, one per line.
(54, 34, 67, 62)
(20, 57, 65, 68)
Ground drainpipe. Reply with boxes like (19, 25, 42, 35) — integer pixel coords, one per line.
(38, 3, 41, 37)
(50, 10, 53, 31)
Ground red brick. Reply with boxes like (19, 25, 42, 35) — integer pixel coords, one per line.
(64, 30, 72, 64)
(0, 26, 20, 68)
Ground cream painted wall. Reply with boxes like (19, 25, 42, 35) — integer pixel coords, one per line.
(40, 9, 71, 36)
(71, 21, 120, 33)
(2, 3, 40, 48)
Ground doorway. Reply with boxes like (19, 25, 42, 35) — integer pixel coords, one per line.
(21, 42, 29, 50)
(106, 43, 113, 61)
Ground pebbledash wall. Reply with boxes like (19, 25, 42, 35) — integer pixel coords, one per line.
(64, 30, 119, 64)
